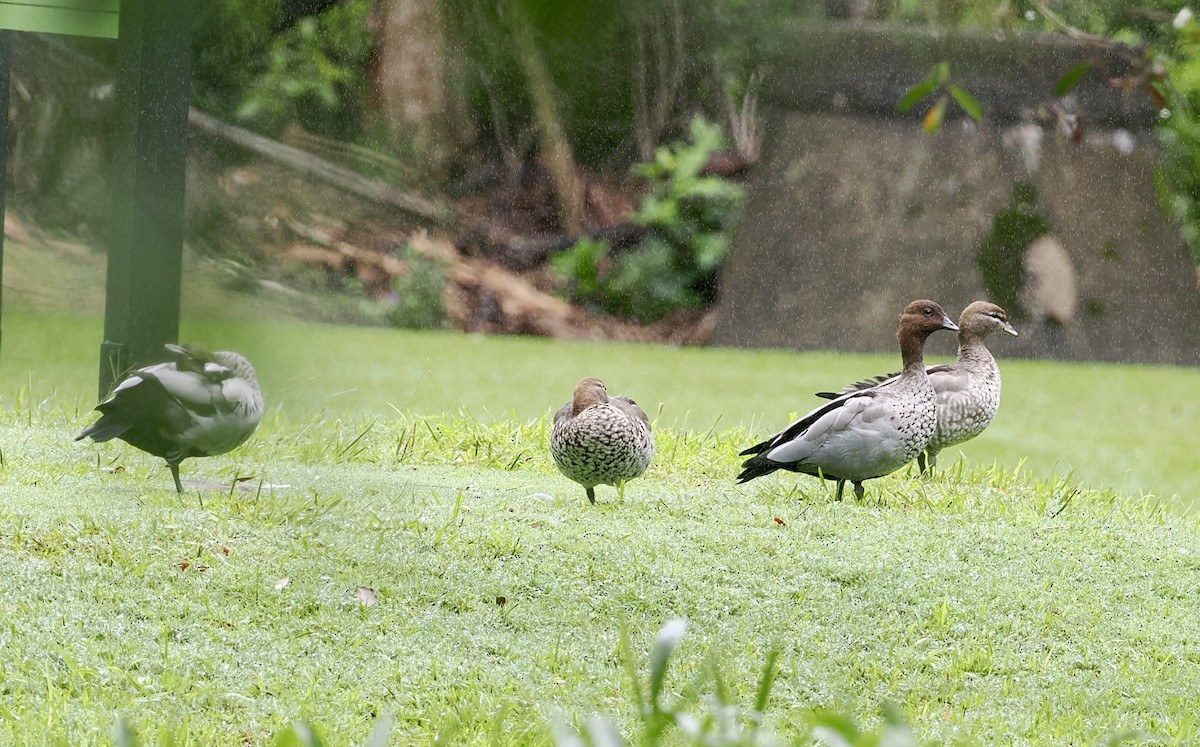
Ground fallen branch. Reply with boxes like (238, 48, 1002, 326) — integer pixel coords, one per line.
(188, 109, 449, 223)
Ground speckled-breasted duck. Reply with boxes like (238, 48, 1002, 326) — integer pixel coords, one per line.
(77, 344, 265, 493)
(737, 300, 958, 500)
(816, 301, 1017, 472)
(551, 378, 654, 504)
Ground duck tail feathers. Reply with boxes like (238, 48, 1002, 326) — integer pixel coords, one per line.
(815, 373, 895, 400)
(738, 438, 771, 457)
(736, 454, 779, 483)
(76, 416, 132, 443)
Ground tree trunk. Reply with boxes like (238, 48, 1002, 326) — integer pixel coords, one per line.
(507, 3, 585, 235)
(369, 0, 470, 178)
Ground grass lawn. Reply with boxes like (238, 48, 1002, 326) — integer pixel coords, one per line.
(3, 307, 1197, 506)
(2, 404, 1199, 745)
(0, 306, 1198, 744)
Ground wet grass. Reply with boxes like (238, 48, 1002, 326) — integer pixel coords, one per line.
(2, 309, 1197, 506)
(0, 404, 1198, 744)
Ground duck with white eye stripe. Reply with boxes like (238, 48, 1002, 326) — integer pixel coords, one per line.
(77, 344, 264, 493)
(815, 300, 1018, 473)
(737, 300, 958, 501)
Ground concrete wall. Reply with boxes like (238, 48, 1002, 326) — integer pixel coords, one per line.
(712, 24, 1200, 365)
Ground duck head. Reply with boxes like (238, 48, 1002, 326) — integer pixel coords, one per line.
(897, 300, 958, 368)
(958, 301, 1019, 339)
(571, 377, 609, 416)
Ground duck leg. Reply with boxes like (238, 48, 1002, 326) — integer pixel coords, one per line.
(169, 463, 184, 494)
(917, 451, 929, 474)
(852, 481, 865, 500)
(585, 486, 596, 505)
(834, 479, 846, 501)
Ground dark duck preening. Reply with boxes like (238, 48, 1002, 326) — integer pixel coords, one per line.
(737, 300, 958, 500)
(815, 300, 1018, 473)
(551, 377, 654, 504)
(77, 344, 264, 492)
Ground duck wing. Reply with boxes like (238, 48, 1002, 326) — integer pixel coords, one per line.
(814, 373, 897, 399)
(610, 396, 651, 428)
(77, 367, 199, 455)
(738, 391, 877, 482)
(925, 364, 969, 397)
(77, 360, 239, 458)
(151, 365, 232, 416)
(814, 363, 956, 400)
(740, 386, 923, 484)
(740, 393, 855, 457)
(552, 401, 573, 428)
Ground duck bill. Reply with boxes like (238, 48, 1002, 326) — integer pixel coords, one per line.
(941, 317, 959, 332)
(1003, 322, 1019, 336)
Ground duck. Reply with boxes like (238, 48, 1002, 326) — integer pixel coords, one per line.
(815, 301, 1018, 473)
(76, 344, 265, 493)
(551, 378, 654, 504)
(737, 300, 958, 500)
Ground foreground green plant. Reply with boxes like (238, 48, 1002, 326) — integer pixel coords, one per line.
(551, 617, 786, 747)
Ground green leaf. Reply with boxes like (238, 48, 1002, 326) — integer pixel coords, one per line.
(896, 78, 938, 113)
(1054, 63, 1092, 97)
(365, 715, 393, 747)
(931, 60, 951, 86)
(692, 233, 728, 271)
(900, 61, 952, 113)
(923, 96, 949, 133)
(551, 238, 608, 299)
(949, 85, 983, 122)
(634, 196, 679, 227)
(114, 717, 140, 747)
(616, 618, 646, 717)
(753, 646, 782, 716)
(273, 724, 324, 747)
(647, 618, 687, 709)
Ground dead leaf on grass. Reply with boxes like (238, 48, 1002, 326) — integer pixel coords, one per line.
(355, 586, 377, 606)
(275, 577, 291, 591)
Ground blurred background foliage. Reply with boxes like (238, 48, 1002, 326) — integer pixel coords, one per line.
(192, 0, 375, 139)
(184, 0, 1200, 268)
(189, 0, 795, 174)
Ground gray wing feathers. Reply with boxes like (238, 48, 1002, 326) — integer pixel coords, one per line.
(611, 396, 651, 428)
(765, 396, 871, 463)
(152, 367, 228, 410)
(928, 367, 971, 394)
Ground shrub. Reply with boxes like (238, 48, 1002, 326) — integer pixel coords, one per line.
(387, 246, 449, 330)
(1157, 12, 1200, 266)
(192, 0, 374, 139)
(553, 117, 745, 322)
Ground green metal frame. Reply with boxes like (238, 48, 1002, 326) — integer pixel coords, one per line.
(0, 31, 9, 357)
(0, 0, 192, 396)
(0, 0, 120, 38)
(98, 0, 193, 395)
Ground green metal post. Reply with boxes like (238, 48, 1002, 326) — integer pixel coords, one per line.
(0, 31, 10, 360)
(99, 0, 194, 397)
